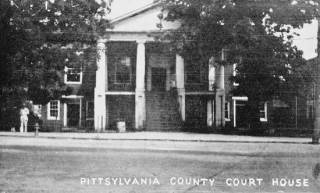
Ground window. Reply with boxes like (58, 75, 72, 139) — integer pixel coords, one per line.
(208, 62, 216, 91)
(47, 100, 60, 120)
(65, 67, 82, 84)
(225, 102, 230, 121)
(186, 64, 201, 83)
(306, 100, 314, 119)
(115, 56, 132, 84)
(221, 49, 228, 61)
(86, 101, 94, 120)
(259, 102, 267, 122)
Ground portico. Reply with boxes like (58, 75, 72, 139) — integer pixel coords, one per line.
(94, 38, 187, 131)
(93, 2, 226, 131)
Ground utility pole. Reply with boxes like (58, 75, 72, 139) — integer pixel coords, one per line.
(312, 19, 320, 144)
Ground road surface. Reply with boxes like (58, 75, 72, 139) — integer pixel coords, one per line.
(0, 136, 320, 193)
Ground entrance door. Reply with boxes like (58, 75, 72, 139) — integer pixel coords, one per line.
(67, 104, 80, 127)
(236, 101, 248, 128)
(151, 68, 166, 91)
(186, 96, 207, 130)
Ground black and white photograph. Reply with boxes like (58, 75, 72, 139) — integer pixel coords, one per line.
(1, 0, 320, 192)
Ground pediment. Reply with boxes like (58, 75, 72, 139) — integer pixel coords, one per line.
(110, 5, 180, 32)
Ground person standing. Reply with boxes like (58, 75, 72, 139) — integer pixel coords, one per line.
(20, 104, 29, 133)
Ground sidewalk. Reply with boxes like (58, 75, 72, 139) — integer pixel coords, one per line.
(0, 131, 312, 144)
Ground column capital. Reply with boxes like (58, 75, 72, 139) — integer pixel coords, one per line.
(97, 38, 107, 44)
(136, 39, 147, 44)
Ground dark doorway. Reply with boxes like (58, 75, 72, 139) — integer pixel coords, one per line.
(67, 104, 80, 128)
(185, 96, 207, 131)
(236, 101, 248, 128)
(152, 68, 166, 91)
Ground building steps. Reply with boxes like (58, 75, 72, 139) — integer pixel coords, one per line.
(145, 91, 182, 131)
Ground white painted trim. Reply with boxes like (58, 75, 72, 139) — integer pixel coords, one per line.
(64, 67, 83, 85)
(106, 91, 135, 95)
(232, 96, 248, 101)
(185, 92, 215, 95)
(62, 98, 82, 127)
(107, 35, 156, 42)
(110, 2, 160, 24)
(260, 102, 268, 122)
(79, 98, 82, 127)
(232, 98, 268, 126)
(207, 100, 213, 126)
(225, 102, 231, 121)
(233, 99, 236, 127)
(47, 100, 60, 120)
(62, 95, 84, 99)
(63, 103, 67, 127)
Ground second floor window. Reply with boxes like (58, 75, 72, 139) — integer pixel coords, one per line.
(186, 64, 201, 84)
(65, 67, 82, 84)
(115, 56, 132, 84)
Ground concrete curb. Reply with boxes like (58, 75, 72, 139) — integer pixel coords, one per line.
(0, 133, 313, 145)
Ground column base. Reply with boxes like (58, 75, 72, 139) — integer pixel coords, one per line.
(94, 89, 106, 132)
(215, 89, 225, 127)
(177, 88, 185, 121)
(135, 90, 146, 130)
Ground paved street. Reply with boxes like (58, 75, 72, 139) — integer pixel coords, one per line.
(0, 136, 320, 193)
(0, 131, 312, 143)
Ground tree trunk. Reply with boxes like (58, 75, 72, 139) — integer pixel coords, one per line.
(313, 67, 320, 144)
(313, 19, 320, 144)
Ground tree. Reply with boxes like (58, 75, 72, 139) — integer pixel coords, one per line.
(313, 19, 320, 144)
(0, 0, 111, 129)
(162, 0, 320, 131)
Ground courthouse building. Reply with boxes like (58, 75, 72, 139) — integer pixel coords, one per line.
(40, 0, 313, 132)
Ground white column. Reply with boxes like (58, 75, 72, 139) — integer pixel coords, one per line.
(214, 63, 225, 127)
(94, 39, 107, 132)
(215, 95, 222, 126)
(147, 66, 152, 91)
(207, 100, 213, 126)
(217, 65, 225, 89)
(176, 54, 185, 121)
(135, 40, 146, 130)
(166, 67, 171, 91)
(208, 57, 216, 91)
(63, 103, 67, 127)
(233, 99, 236, 127)
(79, 98, 82, 127)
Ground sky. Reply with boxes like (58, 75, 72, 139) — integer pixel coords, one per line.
(108, 0, 318, 60)
(292, 20, 318, 59)
(108, 0, 154, 19)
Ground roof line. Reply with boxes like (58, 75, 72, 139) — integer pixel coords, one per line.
(110, 1, 162, 24)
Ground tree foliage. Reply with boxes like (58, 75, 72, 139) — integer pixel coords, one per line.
(163, 0, 320, 129)
(0, 0, 110, 128)
(0, 0, 110, 104)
